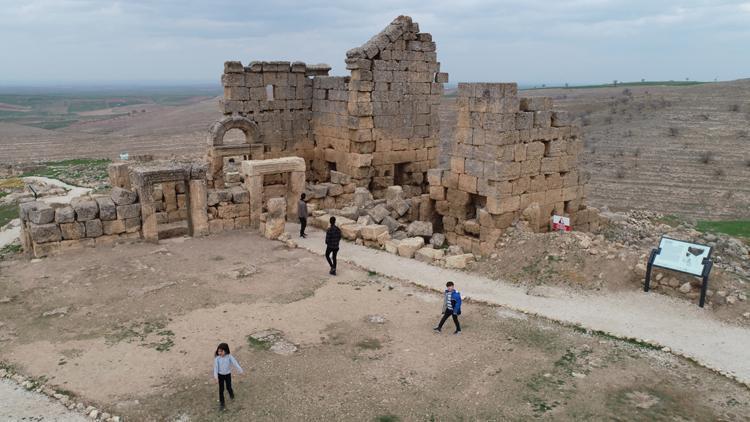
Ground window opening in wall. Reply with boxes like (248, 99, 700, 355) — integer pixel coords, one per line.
(265, 84, 274, 101)
(327, 161, 337, 180)
(394, 163, 408, 186)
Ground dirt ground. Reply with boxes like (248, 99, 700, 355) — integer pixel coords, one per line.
(1, 231, 749, 421)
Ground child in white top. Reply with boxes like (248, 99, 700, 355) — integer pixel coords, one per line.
(213, 342, 244, 409)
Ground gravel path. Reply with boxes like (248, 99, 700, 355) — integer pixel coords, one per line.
(0, 379, 87, 421)
(288, 222, 750, 386)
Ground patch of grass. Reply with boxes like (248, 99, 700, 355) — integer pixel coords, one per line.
(148, 331, 175, 352)
(375, 415, 400, 422)
(0, 178, 25, 189)
(356, 338, 382, 350)
(368, 270, 378, 276)
(696, 220, 750, 240)
(0, 203, 19, 227)
(247, 335, 273, 351)
(0, 244, 22, 259)
(21, 158, 111, 186)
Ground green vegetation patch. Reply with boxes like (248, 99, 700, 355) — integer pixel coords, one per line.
(21, 158, 111, 186)
(247, 335, 273, 351)
(0, 204, 19, 227)
(655, 214, 682, 228)
(696, 220, 750, 240)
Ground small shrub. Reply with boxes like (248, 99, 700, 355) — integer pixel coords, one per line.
(714, 167, 725, 177)
(729, 104, 740, 112)
(698, 113, 709, 121)
(668, 127, 679, 137)
(615, 168, 626, 179)
(699, 151, 714, 164)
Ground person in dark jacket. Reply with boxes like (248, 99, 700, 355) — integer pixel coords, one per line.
(434, 281, 462, 334)
(298, 193, 308, 238)
(325, 216, 342, 275)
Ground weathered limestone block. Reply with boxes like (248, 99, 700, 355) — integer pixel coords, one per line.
(85, 219, 103, 238)
(107, 162, 131, 189)
(381, 216, 401, 233)
(264, 217, 286, 240)
(391, 198, 410, 217)
(95, 197, 117, 221)
(431, 233, 446, 248)
(309, 184, 328, 199)
(207, 189, 233, 206)
(367, 205, 390, 223)
(71, 198, 98, 221)
(55, 206, 75, 224)
(385, 186, 404, 204)
(267, 197, 286, 218)
(520, 97, 552, 111)
(397, 237, 425, 258)
(445, 253, 475, 269)
(60, 222, 85, 240)
(324, 183, 344, 197)
(190, 179, 209, 237)
(29, 204, 55, 225)
(111, 187, 138, 205)
(407, 221, 433, 238)
(117, 204, 141, 220)
(218, 204, 251, 219)
(102, 219, 126, 235)
(361, 225, 388, 241)
(551, 111, 573, 127)
(353, 187, 374, 207)
(230, 186, 249, 204)
(384, 239, 400, 254)
(415, 247, 445, 263)
(341, 223, 363, 240)
(33, 241, 60, 257)
(330, 170, 351, 185)
(30, 223, 61, 244)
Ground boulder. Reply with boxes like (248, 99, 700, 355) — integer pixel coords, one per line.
(330, 170, 351, 185)
(334, 216, 356, 227)
(367, 205, 390, 223)
(19, 201, 44, 222)
(415, 247, 445, 263)
(28, 204, 55, 225)
(309, 184, 328, 199)
(407, 221, 433, 238)
(54, 206, 75, 224)
(324, 183, 344, 197)
(357, 215, 374, 226)
(385, 185, 404, 204)
(446, 245, 464, 256)
(341, 224, 363, 240)
(29, 223, 61, 243)
(110, 187, 138, 205)
(337, 206, 360, 221)
(267, 198, 286, 218)
(397, 237, 425, 258)
(392, 230, 408, 240)
(71, 198, 98, 221)
(95, 197, 117, 221)
(431, 233, 446, 248)
(445, 253, 475, 269)
(207, 189, 233, 206)
(361, 225, 388, 241)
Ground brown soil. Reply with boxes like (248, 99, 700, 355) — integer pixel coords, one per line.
(1, 231, 749, 421)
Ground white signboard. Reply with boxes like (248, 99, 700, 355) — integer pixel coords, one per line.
(652, 237, 711, 277)
(551, 215, 571, 232)
(119, 152, 129, 160)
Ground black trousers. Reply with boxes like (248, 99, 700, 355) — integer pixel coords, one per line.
(218, 373, 234, 405)
(299, 217, 307, 236)
(325, 247, 339, 269)
(437, 309, 461, 331)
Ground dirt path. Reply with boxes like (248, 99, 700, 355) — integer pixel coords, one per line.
(288, 223, 750, 386)
(0, 379, 87, 421)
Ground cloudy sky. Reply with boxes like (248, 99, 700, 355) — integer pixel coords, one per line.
(1, 0, 749, 86)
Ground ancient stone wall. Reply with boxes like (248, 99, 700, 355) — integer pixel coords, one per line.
(429, 83, 597, 255)
(220, 61, 322, 162)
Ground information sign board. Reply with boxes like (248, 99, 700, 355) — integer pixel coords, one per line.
(652, 237, 711, 277)
(551, 215, 571, 232)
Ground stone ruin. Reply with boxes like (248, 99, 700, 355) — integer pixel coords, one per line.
(18, 15, 601, 260)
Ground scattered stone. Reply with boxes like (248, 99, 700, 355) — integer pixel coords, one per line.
(42, 306, 69, 317)
(367, 205, 390, 223)
(366, 314, 386, 324)
(381, 216, 400, 233)
(679, 282, 691, 294)
(361, 225, 388, 241)
(415, 247, 444, 263)
(431, 233, 446, 248)
(445, 253, 474, 269)
(397, 237, 425, 258)
(111, 187, 138, 205)
(406, 221, 433, 238)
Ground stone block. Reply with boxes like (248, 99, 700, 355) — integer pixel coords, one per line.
(407, 221, 433, 238)
(30, 223, 61, 244)
(117, 204, 141, 220)
(124, 218, 141, 233)
(267, 197, 286, 218)
(551, 111, 573, 127)
(361, 224, 388, 240)
(397, 237, 425, 258)
(60, 222, 85, 240)
(55, 206, 75, 224)
(384, 239, 400, 254)
(415, 247, 444, 263)
(381, 216, 401, 233)
(367, 205, 390, 223)
(207, 189, 233, 206)
(71, 198, 98, 221)
(102, 219, 126, 235)
(230, 186, 250, 204)
(341, 223, 363, 240)
(111, 187, 138, 205)
(445, 253, 475, 269)
(431, 233, 446, 248)
(29, 204, 55, 225)
(85, 219, 103, 238)
(520, 97, 552, 111)
(33, 241, 60, 257)
(95, 197, 117, 221)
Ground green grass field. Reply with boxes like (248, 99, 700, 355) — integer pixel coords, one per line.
(696, 220, 750, 239)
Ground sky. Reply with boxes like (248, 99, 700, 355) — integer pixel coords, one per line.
(1, 0, 749, 86)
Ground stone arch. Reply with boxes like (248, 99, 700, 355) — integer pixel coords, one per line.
(207, 116, 260, 146)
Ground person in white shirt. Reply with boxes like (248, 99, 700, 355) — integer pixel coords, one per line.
(213, 342, 244, 410)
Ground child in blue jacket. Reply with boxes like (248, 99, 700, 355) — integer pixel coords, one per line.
(434, 281, 462, 334)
